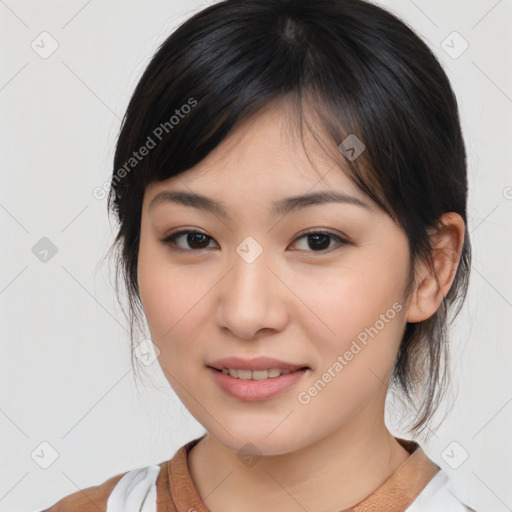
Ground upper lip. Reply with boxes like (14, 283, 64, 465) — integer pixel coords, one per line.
(207, 356, 309, 372)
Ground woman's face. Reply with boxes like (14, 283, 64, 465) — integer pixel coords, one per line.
(138, 104, 414, 455)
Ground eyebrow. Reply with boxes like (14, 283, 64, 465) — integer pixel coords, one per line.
(148, 190, 371, 219)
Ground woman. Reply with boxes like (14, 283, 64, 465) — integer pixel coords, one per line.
(44, 0, 476, 510)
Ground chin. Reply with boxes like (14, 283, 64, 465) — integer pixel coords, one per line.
(210, 427, 305, 458)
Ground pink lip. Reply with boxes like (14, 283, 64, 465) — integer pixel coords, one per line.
(207, 356, 308, 372)
(208, 367, 308, 401)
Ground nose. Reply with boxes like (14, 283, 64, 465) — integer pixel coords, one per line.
(216, 247, 289, 340)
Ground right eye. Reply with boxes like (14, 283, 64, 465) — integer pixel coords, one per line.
(161, 229, 218, 251)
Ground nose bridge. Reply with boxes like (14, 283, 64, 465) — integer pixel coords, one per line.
(229, 234, 272, 307)
(217, 235, 286, 338)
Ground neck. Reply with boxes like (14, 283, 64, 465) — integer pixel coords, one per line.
(187, 409, 411, 512)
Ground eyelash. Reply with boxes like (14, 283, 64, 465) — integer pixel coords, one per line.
(161, 229, 349, 254)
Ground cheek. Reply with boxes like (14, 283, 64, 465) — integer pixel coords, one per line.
(294, 259, 406, 339)
(290, 246, 409, 380)
(137, 235, 217, 372)
(137, 234, 191, 341)
(139, 272, 202, 343)
(292, 271, 406, 424)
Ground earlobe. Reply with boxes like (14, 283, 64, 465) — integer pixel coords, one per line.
(406, 212, 465, 324)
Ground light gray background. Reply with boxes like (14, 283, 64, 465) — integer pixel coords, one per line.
(1, 1, 511, 511)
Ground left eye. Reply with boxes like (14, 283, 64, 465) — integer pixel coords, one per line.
(162, 229, 348, 253)
(293, 230, 348, 252)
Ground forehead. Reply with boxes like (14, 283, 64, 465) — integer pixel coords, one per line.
(144, 103, 368, 207)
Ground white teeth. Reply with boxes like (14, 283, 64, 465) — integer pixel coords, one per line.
(220, 368, 293, 380)
(237, 369, 252, 380)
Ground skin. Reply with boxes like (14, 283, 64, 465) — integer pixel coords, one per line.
(137, 101, 465, 512)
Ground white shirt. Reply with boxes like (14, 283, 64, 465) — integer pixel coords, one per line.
(406, 471, 473, 511)
(106, 465, 160, 512)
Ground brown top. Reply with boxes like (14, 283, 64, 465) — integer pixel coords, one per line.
(43, 435, 449, 512)
(42, 470, 128, 511)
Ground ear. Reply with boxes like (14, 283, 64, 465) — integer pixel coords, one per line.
(406, 212, 466, 323)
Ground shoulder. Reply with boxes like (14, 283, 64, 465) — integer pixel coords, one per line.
(42, 470, 129, 512)
(406, 470, 479, 512)
(42, 464, 162, 512)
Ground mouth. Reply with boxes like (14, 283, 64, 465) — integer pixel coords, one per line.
(207, 365, 310, 401)
(208, 366, 310, 380)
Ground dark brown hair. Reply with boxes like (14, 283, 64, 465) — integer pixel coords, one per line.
(106, 0, 471, 437)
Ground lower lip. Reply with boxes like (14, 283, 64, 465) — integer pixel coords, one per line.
(208, 367, 308, 401)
